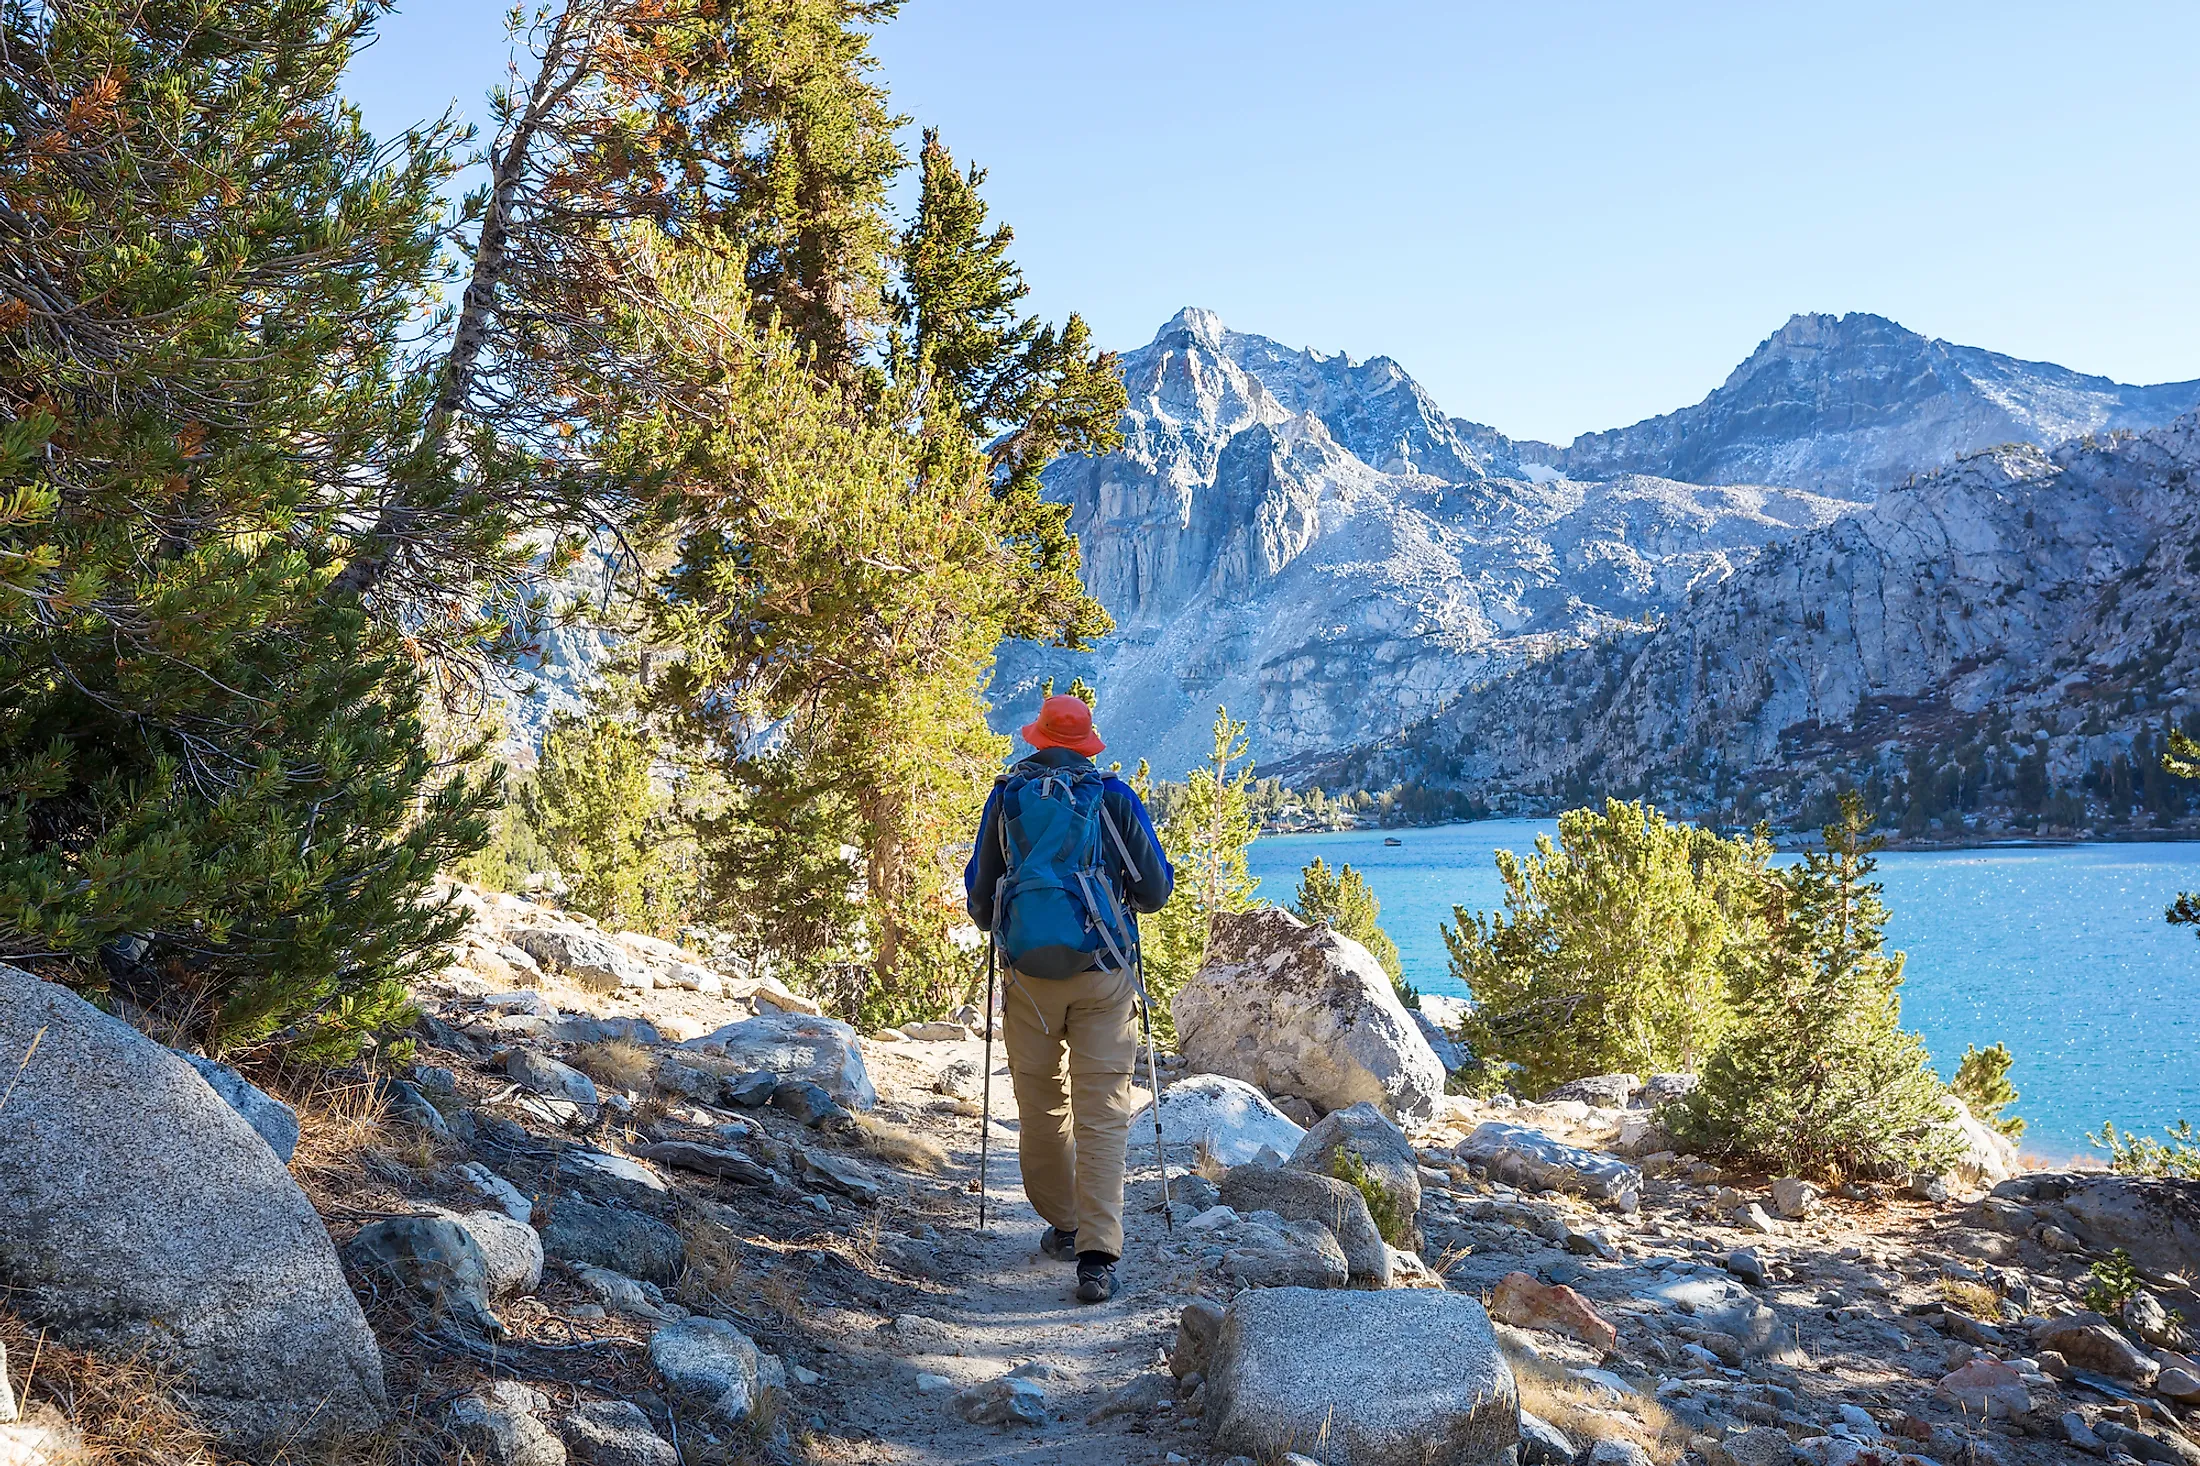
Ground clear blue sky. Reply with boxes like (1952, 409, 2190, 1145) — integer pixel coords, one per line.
(344, 2, 2200, 444)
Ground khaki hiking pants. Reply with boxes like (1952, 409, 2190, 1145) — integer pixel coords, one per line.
(1001, 962, 1139, 1261)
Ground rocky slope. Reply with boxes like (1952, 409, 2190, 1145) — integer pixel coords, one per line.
(996, 310, 1851, 777)
(1542, 312, 2200, 499)
(8, 903, 2190, 1466)
(1378, 414, 2200, 831)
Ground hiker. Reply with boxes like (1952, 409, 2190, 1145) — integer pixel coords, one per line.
(964, 693, 1174, 1303)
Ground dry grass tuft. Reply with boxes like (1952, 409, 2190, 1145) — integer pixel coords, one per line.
(1509, 1353, 1685, 1466)
(852, 1113, 946, 1173)
(570, 1038, 655, 1096)
(283, 1073, 392, 1205)
(1938, 1277, 2001, 1319)
(0, 1309, 217, 1465)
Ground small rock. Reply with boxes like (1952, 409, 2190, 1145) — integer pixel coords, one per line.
(1206, 1288, 1517, 1466)
(914, 1373, 955, 1393)
(573, 1264, 670, 1320)
(2127, 1290, 2183, 1347)
(1733, 1202, 1782, 1235)
(346, 1215, 503, 1337)
(932, 1057, 982, 1100)
(457, 1162, 533, 1224)
(1172, 1299, 1225, 1379)
(2038, 1349, 2073, 1379)
(1908, 1172, 1950, 1203)
(771, 1079, 855, 1130)
(902, 1021, 968, 1042)
(1724, 1248, 1768, 1286)
(1135, 1072, 1307, 1166)
(1708, 1425, 1794, 1466)
(1273, 1094, 1321, 1127)
(1936, 1357, 2031, 1419)
(2036, 1313, 2163, 1385)
(1086, 1372, 1174, 1424)
(505, 1049, 601, 1108)
(1167, 1172, 1221, 1213)
(0, 1340, 14, 1425)
(1519, 1409, 1577, 1466)
(1539, 1073, 1644, 1107)
(633, 1140, 780, 1190)
(558, 1399, 677, 1466)
(793, 1145, 882, 1201)
(955, 1375, 1046, 1427)
(2157, 1365, 2200, 1405)
(649, 1317, 786, 1424)
(1219, 1163, 1389, 1286)
(2062, 1411, 2109, 1456)
(538, 1198, 685, 1285)
(723, 1069, 781, 1107)
(1770, 1176, 1822, 1219)
(1488, 1271, 1618, 1352)
(445, 1381, 566, 1466)
(559, 1148, 670, 1200)
(680, 1010, 875, 1109)
(380, 1076, 451, 1134)
(452, 1208, 543, 1299)
(1588, 1442, 1652, 1466)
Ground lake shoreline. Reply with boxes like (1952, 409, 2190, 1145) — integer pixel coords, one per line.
(1246, 819, 2200, 1160)
(1258, 816, 2200, 856)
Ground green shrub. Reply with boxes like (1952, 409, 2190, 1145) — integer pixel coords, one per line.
(2083, 1248, 2143, 1316)
(1667, 793, 1955, 1181)
(1952, 1041, 2026, 1140)
(2090, 1119, 2200, 1178)
(1444, 799, 1772, 1094)
(1330, 1147, 1412, 1248)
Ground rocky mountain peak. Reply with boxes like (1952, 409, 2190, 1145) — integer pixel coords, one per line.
(1558, 313, 2200, 497)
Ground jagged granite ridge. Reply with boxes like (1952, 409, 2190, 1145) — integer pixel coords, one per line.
(1541, 312, 2200, 499)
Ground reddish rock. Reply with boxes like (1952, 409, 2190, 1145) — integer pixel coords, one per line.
(1489, 1271, 1618, 1352)
(1935, 1358, 2031, 1419)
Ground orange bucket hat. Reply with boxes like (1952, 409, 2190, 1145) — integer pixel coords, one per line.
(1021, 693, 1106, 757)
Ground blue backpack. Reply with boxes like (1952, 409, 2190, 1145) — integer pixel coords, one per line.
(991, 764, 1140, 980)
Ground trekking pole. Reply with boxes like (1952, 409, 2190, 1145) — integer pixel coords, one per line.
(1137, 947, 1174, 1235)
(977, 932, 997, 1233)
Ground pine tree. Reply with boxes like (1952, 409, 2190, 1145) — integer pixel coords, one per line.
(534, 708, 691, 932)
(1670, 792, 1956, 1180)
(1142, 707, 1260, 1041)
(1952, 1041, 2026, 1140)
(615, 64, 1120, 1021)
(1294, 857, 1410, 1004)
(1445, 800, 1769, 1094)
(0, 0, 492, 1056)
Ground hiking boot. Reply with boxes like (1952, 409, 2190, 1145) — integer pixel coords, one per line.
(1039, 1226, 1079, 1262)
(1074, 1255, 1118, 1303)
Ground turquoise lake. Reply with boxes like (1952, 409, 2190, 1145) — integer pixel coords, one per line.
(1242, 820, 2200, 1161)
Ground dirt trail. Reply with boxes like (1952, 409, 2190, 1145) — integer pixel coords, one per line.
(828, 1040, 1195, 1465)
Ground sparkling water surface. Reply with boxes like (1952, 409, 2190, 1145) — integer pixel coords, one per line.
(1243, 820, 2200, 1161)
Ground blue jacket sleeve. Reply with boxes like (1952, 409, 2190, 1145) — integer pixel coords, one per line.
(965, 786, 1005, 929)
(1102, 780, 1175, 914)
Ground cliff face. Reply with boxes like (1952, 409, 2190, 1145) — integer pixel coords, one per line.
(1545, 312, 2200, 499)
(1390, 414, 2200, 826)
(994, 310, 1848, 776)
